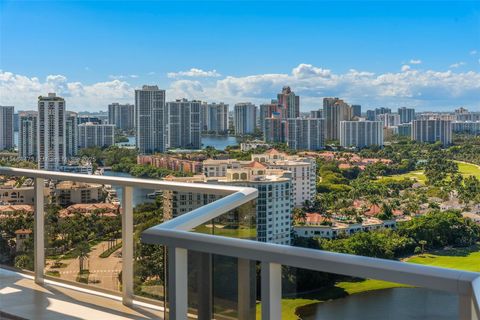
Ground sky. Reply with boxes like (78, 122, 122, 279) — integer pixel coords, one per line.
(1, 0, 479, 112)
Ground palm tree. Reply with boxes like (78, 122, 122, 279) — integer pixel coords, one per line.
(77, 242, 90, 273)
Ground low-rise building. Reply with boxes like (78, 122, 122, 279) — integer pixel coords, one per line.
(137, 155, 203, 174)
(59, 203, 120, 218)
(52, 181, 103, 206)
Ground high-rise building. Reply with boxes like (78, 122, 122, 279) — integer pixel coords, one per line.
(18, 111, 38, 160)
(324, 98, 352, 141)
(397, 123, 412, 137)
(277, 86, 300, 119)
(0, 106, 14, 151)
(340, 121, 384, 148)
(108, 103, 134, 131)
(452, 121, 480, 135)
(202, 102, 229, 134)
(259, 102, 280, 133)
(287, 118, 325, 151)
(366, 107, 391, 121)
(377, 113, 401, 127)
(412, 119, 452, 146)
(66, 111, 78, 157)
(13, 113, 19, 132)
(38, 93, 66, 171)
(78, 123, 115, 149)
(398, 107, 415, 124)
(166, 99, 201, 149)
(135, 85, 166, 154)
(310, 109, 323, 119)
(351, 105, 362, 118)
(264, 112, 287, 143)
(234, 103, 257, 135)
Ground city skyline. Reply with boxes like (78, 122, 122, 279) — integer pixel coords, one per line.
(1, 1, 479, 112)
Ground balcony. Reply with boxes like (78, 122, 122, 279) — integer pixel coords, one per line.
(0, 167, 479, 320)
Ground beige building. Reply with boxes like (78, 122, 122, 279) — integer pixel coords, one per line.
(53, 181, 103, 206)
(324, 97, 352, 141)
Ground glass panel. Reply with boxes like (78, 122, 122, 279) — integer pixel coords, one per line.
(0, 174, 35, 272)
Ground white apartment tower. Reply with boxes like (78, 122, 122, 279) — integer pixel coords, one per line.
(234, 103, 257, 135)
(0, 106, 14, 151)
(287, 118, 325, 151)
(412, 119, 452, 146)
(398, 107, 415, 124)
(78, 123, 115, 149)
(166, 99, 201, 149)
(108, 103, 135, 131)
(135, 85, 166, 154)
(19, 111, 38, 160)
(340, 120, 384, 148)
(201, 102, 229, 134)
(38, 93, 66, 171)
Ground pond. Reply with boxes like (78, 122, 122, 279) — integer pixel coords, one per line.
(297, 288, 458, 320)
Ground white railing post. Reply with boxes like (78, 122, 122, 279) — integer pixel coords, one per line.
(238, 258, 255, 320)
(34, 177, 44, 285)
(122, 186, 134, 306)
(168, 247, 188, 320)
(460, 294, 479, 320)
(261, 261, 281, 320)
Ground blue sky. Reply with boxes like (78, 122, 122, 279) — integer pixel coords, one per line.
(1, 1, 479, 111)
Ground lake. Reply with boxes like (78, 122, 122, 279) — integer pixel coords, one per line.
(103, 170, 156, 206)
(298, 288, 458, 320)
(115, 135, 239, 151)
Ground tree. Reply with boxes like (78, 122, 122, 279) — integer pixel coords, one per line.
(419, 240, 427, 254)
(77, 242, 90, 272)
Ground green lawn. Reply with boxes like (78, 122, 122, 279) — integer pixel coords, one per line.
(272, 245, 480, 319)
(379, 160, 480, 184)
(193, 224, 256, 239)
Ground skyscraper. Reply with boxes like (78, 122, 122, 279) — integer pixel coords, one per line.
(38, 93, 66, 171)
(166, 99, 201, 149)
(324, 98, 352, 141)
(351, 105, 362, 118)
(259, 102, 280, 133)
(340, 120, 384, 148)
(277, 86, 300, 119)
(234, 103, 257, 135)
(264, 112, 287, 143)
(108, 103, 135, 131)
(310, 109, 323, 119)
(287, 118, 325, 151)
(202, 102, 229, 134)
(0, 106, 14, 151)
(19, 111, 38, 160)
(135, 85, 166, 154)
(398, 107, 416, 124)
(78, 123, 115, 148)
(66, 111, 78, 157)
(412, 119, 452, 146)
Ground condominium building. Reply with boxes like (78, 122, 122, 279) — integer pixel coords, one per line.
(287, 118, 325, 151)
(310, 109, 323, 119)
(397, 123, 412, 137)
(377, 113, 401, 128)
(277, 86, 300, 119)
(398, 107, 415, 124)
(66, 111, 78, 157)
(52, 181, 103, 206)
(38, 93, 66, 171)
(412, 119, 452, 146)
(135, 85, 166, 154)
(18, 111, 38, 160)
(166, 99, 201, 149)
(234, 103, 257, 135)
(252, 149, 317, 207)
(202, 159, 250, 177)
(164, 165, 293, 245)
(0, 106, 14, 151)
(259, 102, 280, 133)
(340, 121, 384, 148)
(324, 98, 352, 140)
(264, 112, 287, 143)
(452, 121, 480, 135)
(201, 102, 228, 134)
(351, 105, 362, 118)
(454, 108, 480, 122)
(78, 123, 115, 149)
(108, 103, 134, 131)
(366, 107, 391, 121)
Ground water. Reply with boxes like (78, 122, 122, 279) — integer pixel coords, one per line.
(103, 170, 156, 206)
(298, 288, 457, 320)
(201, 135, 239, 151)
(115, 136, 136, 147)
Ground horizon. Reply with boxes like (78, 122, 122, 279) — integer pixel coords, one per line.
(1, 0, 479, 112)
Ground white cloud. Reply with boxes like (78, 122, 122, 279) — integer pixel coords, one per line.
(409, 59, 422, 65)
(108, 74, 139, 80)
(401, 65, 411, 72)
(470, 50, 478, 55)
(167, 68, 221, 78)
(449, 62, 466, 68)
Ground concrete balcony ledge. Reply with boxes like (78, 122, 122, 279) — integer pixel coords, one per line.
(0, 268, 163, 320)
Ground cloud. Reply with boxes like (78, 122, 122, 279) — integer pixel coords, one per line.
(470, 50, 478, 55)
(167, 68, 221, 78)
(409, 59, 422, 65)
(449, 62, 466, 68)
(401, 65, 411, 72)
(108, 74, 139, 80)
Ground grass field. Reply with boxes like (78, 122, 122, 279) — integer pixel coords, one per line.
(379, 160, 480, 184)
(271, 244, 480, 319)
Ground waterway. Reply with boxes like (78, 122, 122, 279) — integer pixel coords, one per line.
(298, 287, 457, 320)
(103, 170, 155, 207)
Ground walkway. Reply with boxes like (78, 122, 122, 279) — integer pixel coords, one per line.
(0, 268, 163, 320)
